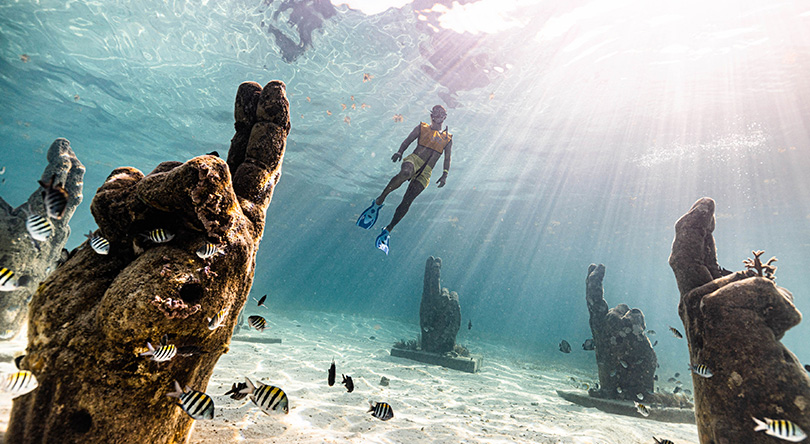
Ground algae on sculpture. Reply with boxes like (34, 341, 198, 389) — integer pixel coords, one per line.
(0, 138, 84, 340)
(7, 80, 290, 444)
(669, 197, 810, 443)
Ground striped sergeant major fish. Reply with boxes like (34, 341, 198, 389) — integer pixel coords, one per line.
(196, 242, 224, 259)
(653, 438, 674, 444)
(689, 363, 713, 378)
(634, 401, 650, 417)
(139, 342, 177, 363)
(86, 231, 110, 255)
(752, 416, 807, 442)
(240, 377, 289, 414)
(368, 401, 394, 421)
(38, 175, 69, 220)
(248, 315, 267, 332)
(24, 207, 53, 242)
(207, 307, 229, 330)
(2, 370, 38, 398)
(142, 228, 174, 244)
(167, 380, 215, 420)
(0, 268, 19, 292)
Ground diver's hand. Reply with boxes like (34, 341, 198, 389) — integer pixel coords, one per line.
(437, 173, 447, 188)
(391, 152, 402, 162)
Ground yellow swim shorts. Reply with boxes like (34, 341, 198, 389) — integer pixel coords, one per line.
(403, 153, 432, 188)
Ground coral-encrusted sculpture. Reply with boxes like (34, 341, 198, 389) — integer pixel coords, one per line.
(0, 138, 84, 340)
(419, 256, 461, 354)
(7, 80, 290, 444)
(669, 197, 809, 443)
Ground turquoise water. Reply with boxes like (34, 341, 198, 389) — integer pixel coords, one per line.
(1, 0, 809, 390)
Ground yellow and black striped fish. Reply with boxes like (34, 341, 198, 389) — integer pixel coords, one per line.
(368, 401, 394, 421)
(167, 381, 214, 420)
(207, 308, 229, 330)
(241, 377, 288, 414)
(248, 315, 267, 332)
(26, 213, 53, 241)
(2, 370, 38, 398)
(139, 342, 177, 363)
(86, 231, 110, 255)
(196, 242, 223, 259)
(143, 228, 174, 244)
(38, 175, 69, 220)
(689, 363, 713, 378)
(753, 416, 807, 441)
(0, 268, 18, 292)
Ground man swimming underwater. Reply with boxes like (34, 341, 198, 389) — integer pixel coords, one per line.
(356, 105, 453, 254)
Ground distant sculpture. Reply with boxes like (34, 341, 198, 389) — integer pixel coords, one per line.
(669, 197, 810, 443)
(585, 263, 657, 402)
(419, 256, 460, 353)
(7, 80, 290, 443)
(0, 138, 84, 340)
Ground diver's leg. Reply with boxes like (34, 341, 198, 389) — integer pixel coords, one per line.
(385, 180, 425, 231)
(375, 162, 414, 205)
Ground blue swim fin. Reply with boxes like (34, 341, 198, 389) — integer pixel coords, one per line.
(356, 200, 383, 230)
(376, 228, 390, 255)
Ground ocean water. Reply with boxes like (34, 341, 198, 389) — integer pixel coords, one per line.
(0, 0, 809, 442)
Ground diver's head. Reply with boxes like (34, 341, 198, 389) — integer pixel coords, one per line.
(430, 105, 447, 124)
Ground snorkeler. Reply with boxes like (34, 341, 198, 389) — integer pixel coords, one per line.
(356, 105, 453, 254)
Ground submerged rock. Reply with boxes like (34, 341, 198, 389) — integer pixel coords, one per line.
(6, 81, 290, 443)
(419, 256, 461, 354)
(669, 197, 810, 442)
(0, 138, 84, 340)
(585, 264, 657, 403)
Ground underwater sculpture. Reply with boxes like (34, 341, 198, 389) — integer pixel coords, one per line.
(669, 197, 810, 443)
(6, 80, 290, 443)
(0, 138, 84, 340)
(420, 256, 460, 353)
(585, 263, 657, 403)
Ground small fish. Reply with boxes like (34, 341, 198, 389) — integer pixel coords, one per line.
(206, 151, 219, 157)
(166, 381, 215, 420)
(328, 359, 336, 386)
(669, 326, 683, 339)
(86, 231, 110, 255)
(25, 212, 53, 241)
(342, 374, 354, 393)
(368, 401, 394, 421)
(674, 372, 680, 378)
(224, 382, 248, 400)
(240, 377, 289, 414)
(256, 295, 267, 308)
(689, 363, 713, 378)
(248, 315, 267, 332)
(140, 342, 177, 362)
(684, 389, 692, 395)
(620, 360, 628, 368)
(752, 416, 807, 442)
(0, 166, 5, 174)
(468, 319, 472, 330)
(38, 175, 69, 219)
(653, 374, 658, 381)
(634, 401, 650, 417)
(559, 340, 571, 353)
(1, 370, 38, 398)
(653, 340, 658, 347)
(196, 242, 223, 259)
(668, 377, 677, 383)
(143, 228, 174, 244)
(636, 393, 644, 400)
(805, 364, 810, 373)
(0, 268, 19, 292)
(616, 386, 623, 394)
(363, 73, 373, 82)
(653, 437, 675, 444)
(647, 330, 656, 335)
(673, 386, 681, 394)
(207, 308, 229, 330)
(582, 339, 595, 351)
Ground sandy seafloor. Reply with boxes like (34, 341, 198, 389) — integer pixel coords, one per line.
(0, 310, 699, 444)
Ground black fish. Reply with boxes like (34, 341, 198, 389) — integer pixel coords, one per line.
(673, 386, 681, 394)
(342, 374, 354, 393)
(38, 175, 68, 219)
(224, 382, 248, 400)
(674, 372, 680, 378)
(805, 364, 810, 373)
(368, 401, 394, 421)
(14, 354, 24, 370)
(559, 340, 571, 353)
(257, 295, 267, 308)
(653, 340, 658, 347)
(468, 320, 472, 330)
(582, 339, 595, 351)
(207, 151, 219, 157)
(328, 359, 336, 386)
(653, 374, 658, 381)
(669, 326, 683, 339)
